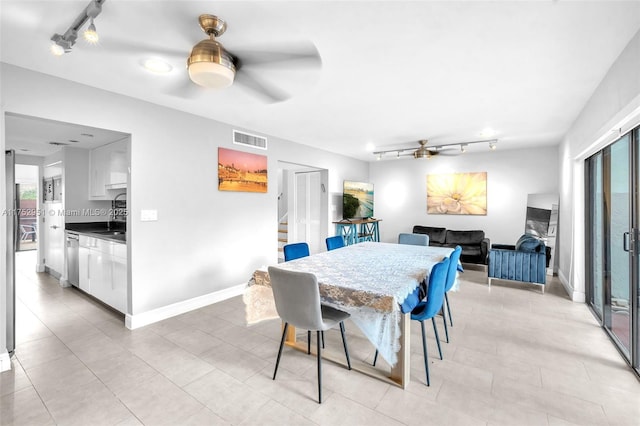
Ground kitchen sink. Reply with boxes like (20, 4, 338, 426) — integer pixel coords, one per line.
(91, 230, 126, 242)
(94, 230, 125, 235)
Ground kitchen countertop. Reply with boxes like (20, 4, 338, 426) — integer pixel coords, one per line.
(66, 222, 126, 243)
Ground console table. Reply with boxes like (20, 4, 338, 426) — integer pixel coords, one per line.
(333, 219, 381, 245)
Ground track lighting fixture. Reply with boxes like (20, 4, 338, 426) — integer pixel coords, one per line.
(373, 139, 498, 160)
(50, 0, 105, 55)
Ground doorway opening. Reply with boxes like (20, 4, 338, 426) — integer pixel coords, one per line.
(277, 161, 328, 261)
(585, 124, 640, 376)
(15, 165, 39, 252)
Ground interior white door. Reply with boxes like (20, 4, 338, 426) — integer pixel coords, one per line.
(294, 171, 322, 254)
(44, 203, 64, 274)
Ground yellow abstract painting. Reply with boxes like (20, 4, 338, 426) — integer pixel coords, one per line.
(427, 172, 487, 215)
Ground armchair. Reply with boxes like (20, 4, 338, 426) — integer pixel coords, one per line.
(487, 235, 547, 292)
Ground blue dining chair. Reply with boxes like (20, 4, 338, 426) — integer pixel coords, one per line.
(326, 235, 345, 251)
(284, 242, 310, 261)
(398, 233, 429, 246)
(372, 257, 450, 386)
(442, 246, 463, 343)
(411, 257, 450, 386)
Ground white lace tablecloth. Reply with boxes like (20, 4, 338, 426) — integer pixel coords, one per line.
(244, 242, 454, 366)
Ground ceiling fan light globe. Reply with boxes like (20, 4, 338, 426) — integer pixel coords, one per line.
(189, 62, 235, 88)
(187, 39, 236, 88)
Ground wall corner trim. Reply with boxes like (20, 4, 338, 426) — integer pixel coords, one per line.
(558, 269, 585, 302)
(125, 283, 246, 330)
(0, 351, 12, 372)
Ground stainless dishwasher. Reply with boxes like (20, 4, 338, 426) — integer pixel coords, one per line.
(66, 232, 79, 286)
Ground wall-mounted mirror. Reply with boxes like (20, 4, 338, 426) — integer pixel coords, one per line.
(526, 193, 559, 275)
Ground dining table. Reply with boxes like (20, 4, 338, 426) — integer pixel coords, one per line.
(243, 241, 455, 388)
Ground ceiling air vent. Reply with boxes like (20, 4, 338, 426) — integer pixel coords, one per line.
(233, 130, 267, 150)
(48, 141, 69, 146)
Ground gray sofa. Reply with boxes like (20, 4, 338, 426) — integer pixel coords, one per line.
(412, 225, 490, 264)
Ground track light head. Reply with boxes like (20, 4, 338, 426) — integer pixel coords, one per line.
(84, 19, 99, 43)
(49, 0, 104, 55)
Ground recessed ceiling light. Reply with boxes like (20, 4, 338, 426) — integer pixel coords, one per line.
(68, 139, 79, 143)
(365, 142, 375, 152)
(49, 141, 69, 146)
(19, 149, 30, 152)
(81, 133, 94, 137)
(479, 127, 497, 138)
(143, 58, 173, 74)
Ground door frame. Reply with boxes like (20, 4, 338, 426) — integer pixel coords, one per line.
(585, 125, 640, 375)
(277, 161, 328, 255)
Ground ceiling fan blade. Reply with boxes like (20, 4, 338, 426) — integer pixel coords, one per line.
(166, 74, 204, 99)
(230, 42, 321, 70)
(234, 70, 290, 103)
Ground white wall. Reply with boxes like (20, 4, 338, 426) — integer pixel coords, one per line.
(558, 29, 640, 301)
(369, 145, 559, 246)
(0, 64, 368, 328)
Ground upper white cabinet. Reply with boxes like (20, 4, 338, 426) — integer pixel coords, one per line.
(107, 140, 128, 188)
(89, 139, 129, 200)
(89, 144, 109, 198)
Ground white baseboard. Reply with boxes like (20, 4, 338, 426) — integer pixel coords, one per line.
(558, 269, 586, 302)
(125, 283, 246, 330)
(0, 350, 12, 372)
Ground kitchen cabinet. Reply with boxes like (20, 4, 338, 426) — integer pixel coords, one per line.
(78, 235, 127, 313)
(89, 144, 108, 198)
(79, 245, 91, 293)
(89, 139, 128, 200)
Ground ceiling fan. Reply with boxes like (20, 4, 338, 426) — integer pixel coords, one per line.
(373, 138, 498, 160)
(183, 14, 321, 102)
(411, 140, 456, 159)
(94, 13, 321, 103)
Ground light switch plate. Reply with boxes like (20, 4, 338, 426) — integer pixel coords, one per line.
(141, 209, 158, 221)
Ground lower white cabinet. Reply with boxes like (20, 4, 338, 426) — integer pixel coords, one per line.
(78, 235, 127, 313)
(79, 246, 91, 293)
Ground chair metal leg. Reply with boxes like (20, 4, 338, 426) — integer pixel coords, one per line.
(321, 330, 325, 348)
(339, 322, 351, 370)
(432, 317, 443, 360)
(273, 323, 288, 380)
(317, 330, 322, 403)
(420, 320, 430, 386)
(445, 293, 453, 326)
(442, 307, 450, 344)
(307, 330, 311, 355)
(372, 349, 378, 366)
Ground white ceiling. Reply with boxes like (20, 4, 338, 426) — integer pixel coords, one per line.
(5, 113, 129, 156)
(2, 1, 640, 161)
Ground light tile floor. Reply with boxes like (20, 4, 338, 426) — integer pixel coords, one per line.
(2, 251, 639, 425)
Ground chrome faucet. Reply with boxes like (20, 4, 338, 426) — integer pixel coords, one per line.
(112, 192, 127, 225)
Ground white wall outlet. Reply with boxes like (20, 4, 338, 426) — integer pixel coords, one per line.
(141, 209, 158, 221)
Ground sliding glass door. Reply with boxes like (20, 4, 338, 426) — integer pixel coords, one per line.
(586, 126, 638, 373)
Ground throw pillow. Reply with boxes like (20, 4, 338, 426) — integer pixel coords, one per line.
(515, 234, 544, 252)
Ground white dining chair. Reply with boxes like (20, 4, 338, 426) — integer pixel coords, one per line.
(268, 266, 351, 403)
